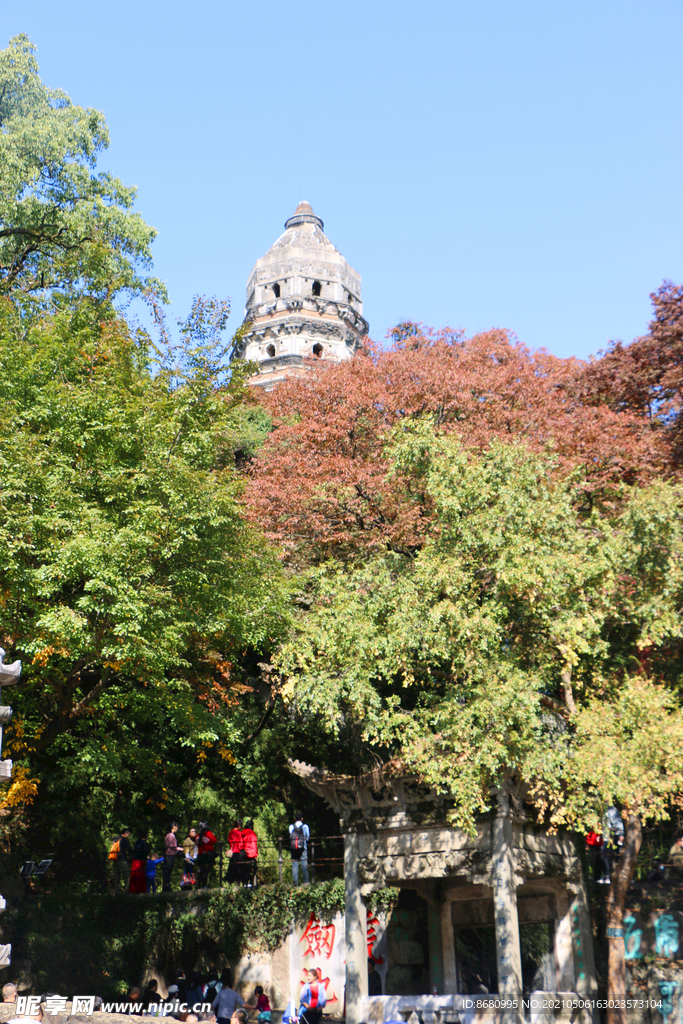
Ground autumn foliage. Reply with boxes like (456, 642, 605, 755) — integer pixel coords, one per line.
(247, 323, 667, 556)
(580, 281, 683, 464)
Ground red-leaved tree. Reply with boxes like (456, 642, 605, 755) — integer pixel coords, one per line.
(247, 325, 665, 558)
(580, 281, 683, 464)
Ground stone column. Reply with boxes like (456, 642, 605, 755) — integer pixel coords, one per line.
(554, 892, 576, 992)
(568, 879, 598, 1002)
(441, 900, 458, 994)
(344, 833, 368, 1024)
(492, 788, 523, 1023)
(427, 902, 444, 994)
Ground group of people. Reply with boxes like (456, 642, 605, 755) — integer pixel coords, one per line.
(585, 805, 625, 884)
(225, 819, 259, 887)
(586, 806, 683, 884)
(109, 822, 219, 894)
(109, 811, 312, 893)
(122, 967, 324, 1024)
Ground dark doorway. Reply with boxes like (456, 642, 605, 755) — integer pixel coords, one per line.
(385, 889, 430, 995)
(455, 927, 498, 995)
(520, 922, 556, 994)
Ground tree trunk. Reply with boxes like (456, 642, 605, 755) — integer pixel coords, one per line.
(606, 813, 642, 1024)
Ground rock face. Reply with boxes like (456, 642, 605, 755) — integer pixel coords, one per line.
(232, 202, 368, 390)
(625, 960, 683, 1024)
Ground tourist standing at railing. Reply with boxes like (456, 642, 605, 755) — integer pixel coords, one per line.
(289, 812, 310, 885)
(108, 826, 132, 894)
(196, 821, 218, 888)
(241, 819, 258, 886)
(163, 822, 181, 891)
(129, 833, 150, 893)
(146, 853, 163, 893)
(227, 817, 246, 884)
(182, 826, 199, 887)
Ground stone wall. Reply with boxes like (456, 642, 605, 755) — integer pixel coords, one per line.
(626, 959, 683, 1024)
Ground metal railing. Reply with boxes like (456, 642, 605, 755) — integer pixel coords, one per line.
(214, 835, 345, 886)
(175, 835, 346, 887)
(84, 835, 347, 894)
(272, 835, 345, 883)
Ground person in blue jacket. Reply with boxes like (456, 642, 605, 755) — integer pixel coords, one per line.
(298, 969, 326, 1024)
(146, 854, 164, 893)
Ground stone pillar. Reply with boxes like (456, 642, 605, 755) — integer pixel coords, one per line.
(441, 900, 458, 994)
(554, 892, 576, 992)
(492, 789, 523, 1023)
(427, 902, 444, 994)
(344, 833, 368, 1024)
(568, 879, 598, 1002)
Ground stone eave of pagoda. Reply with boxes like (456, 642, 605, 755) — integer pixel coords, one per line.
(288, 757, 458, 831)
(288, 757, 582, 893)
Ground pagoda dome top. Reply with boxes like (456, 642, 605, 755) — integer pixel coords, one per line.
(284, 200, 324, 231)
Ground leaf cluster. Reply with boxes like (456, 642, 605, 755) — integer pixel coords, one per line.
(247, 326, 664, 560)
(0, 35, 163, 303)
(0, 294, 291, 846)
(276, 422, 683, 833)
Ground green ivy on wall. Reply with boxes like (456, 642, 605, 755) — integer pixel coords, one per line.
(14, 882, 350, 997)
(13, 882, 402, 998)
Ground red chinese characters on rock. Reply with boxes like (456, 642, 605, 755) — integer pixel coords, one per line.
(367, 911, 383, 964)
(300, 913, 336, 959)
(299, 914, 338, 1004)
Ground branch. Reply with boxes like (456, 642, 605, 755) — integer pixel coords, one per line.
(71, 671, 112, 716)
(241, 666, 280, 746)
(561, 665, 576, 715)
(539, 693, 569, 718)
(0, 225, 69, 241)
(241, 698, 276, 747)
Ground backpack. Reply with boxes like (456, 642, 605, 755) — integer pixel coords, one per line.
(290, 824, 306, 860)
(108, 838, 121, 861)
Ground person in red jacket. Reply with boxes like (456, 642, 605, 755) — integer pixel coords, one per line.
(241, 819, 258, 887)
(227, 817, 246, 884)
(196, 821, 218, 888)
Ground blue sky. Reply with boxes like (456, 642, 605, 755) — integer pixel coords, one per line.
(3, 0, 683, 359)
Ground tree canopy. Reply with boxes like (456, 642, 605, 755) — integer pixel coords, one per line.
(0, 290, 294, 855)
(0, 34, 162, 303)
(247, 327, 664, 560)
(275, 423, 683, 824)
(581, 281, 683, 467)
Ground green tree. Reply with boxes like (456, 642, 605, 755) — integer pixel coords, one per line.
(553, 679, 683, 1019)
(0, 34, 162, 302)
(0, 294, 290, 858)
(276, 421, 683, 1019)
(0, 31, 300, 870)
